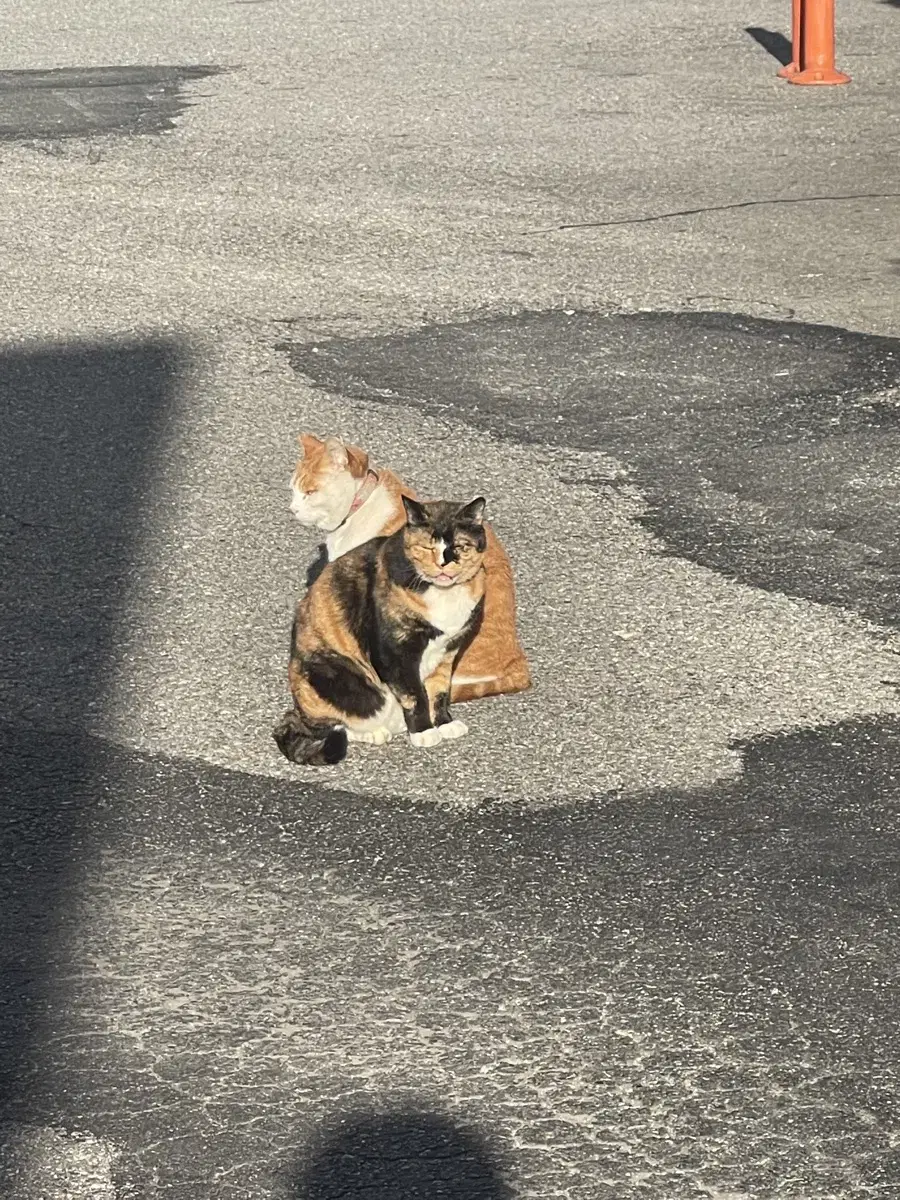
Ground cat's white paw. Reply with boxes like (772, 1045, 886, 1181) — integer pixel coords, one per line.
(409, 727, 443, 749)
(347, 727, 393, 745)
(438, 719, 468, 741)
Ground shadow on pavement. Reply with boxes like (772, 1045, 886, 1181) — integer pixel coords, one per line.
(293, 1109, 511, 1200)
(745, 27, 793, 66)
(0, 339, 184, 1130)
(0, 709, 896, 1194)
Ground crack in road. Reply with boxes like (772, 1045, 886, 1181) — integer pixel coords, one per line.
(523, 191, 900, 234)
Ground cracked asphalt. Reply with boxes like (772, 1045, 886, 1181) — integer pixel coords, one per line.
(1, 0, 899, 1195)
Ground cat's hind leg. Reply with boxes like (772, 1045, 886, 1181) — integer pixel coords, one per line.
(301, 650, 384, 719)
(345, 692, 407, 746)
(292, 649, 398, 754)
(346, 727, 393, 746)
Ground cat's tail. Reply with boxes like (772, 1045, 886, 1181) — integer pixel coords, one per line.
(273, 708, 348, 766)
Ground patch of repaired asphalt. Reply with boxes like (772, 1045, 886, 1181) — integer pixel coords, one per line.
(1, 715, 899, 1197)
(0, 66, 223, 141)
(279, 310, 900, 627)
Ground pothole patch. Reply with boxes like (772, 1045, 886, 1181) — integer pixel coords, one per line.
(0, 65, 224, 141)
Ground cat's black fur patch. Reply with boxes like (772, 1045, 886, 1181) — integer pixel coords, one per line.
(305, 542, 329, 588)
(301, 650, 383, 720)
(404, 692, 436, 734)
(433, 691, 452, 726)
(330, 539, 385, 649)
(368, 618, 436, 701)
(382, 535, 429, 594)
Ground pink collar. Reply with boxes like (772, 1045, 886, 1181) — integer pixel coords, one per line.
(349, 469, 379, 514)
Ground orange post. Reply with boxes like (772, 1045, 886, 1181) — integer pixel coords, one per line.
(785, 0, 851, 85)
(777, 0, 801, 77)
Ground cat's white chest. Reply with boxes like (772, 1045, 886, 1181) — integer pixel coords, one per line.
(419, 585, 477, 681)
(422, 584, 477, 635)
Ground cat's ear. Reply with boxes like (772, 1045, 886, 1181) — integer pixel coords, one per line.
(323, 436, 349, 469)
(456, 497, 486, 525)
(298, 432, 323, 457)
(344, 443, 369, 479)
(402, 496, 430, 528)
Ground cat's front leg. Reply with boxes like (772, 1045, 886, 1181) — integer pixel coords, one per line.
(424, 655, 468, 742)
(389, 677, 443, 748)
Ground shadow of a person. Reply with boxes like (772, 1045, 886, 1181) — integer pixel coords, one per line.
(295, 1109, 512, 1200)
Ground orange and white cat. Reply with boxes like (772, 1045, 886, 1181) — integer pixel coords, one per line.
(289, 434, 531, 703)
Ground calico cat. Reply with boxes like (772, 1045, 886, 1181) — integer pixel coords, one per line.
(289, 433, 531, 703)
(273, 496, 488, 766)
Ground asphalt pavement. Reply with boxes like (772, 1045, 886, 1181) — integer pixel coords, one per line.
(1, 0, 899, 1196)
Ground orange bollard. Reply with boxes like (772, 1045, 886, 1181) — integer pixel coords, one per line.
(786, 0, 851, 85)
(778, 0, 801, 76)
